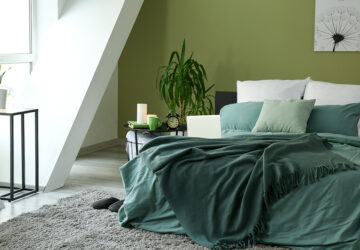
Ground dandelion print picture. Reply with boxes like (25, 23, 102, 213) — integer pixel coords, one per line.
(315, 0, 360, 52)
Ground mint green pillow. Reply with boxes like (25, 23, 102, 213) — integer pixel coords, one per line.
(220, 102, 263, 133)
(307, 104, 360, 136)
(252, 99, 315, 133)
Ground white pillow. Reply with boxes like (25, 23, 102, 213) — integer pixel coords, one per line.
(237, 77, 310, 103)
(303, 80, 360, 136)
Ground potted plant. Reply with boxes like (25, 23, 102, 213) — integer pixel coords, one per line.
(157, 40, 215, 124)
(0, 64, 10, 109)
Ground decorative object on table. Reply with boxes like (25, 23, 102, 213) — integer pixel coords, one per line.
(148, 117, 161, 131)
(146, 114, 157, 124)
(157, 40, 215, 124)
(136, 103, 147, 124)
(315, 0, 360, 52)
(0, 64, 11, 109)
(165, 113, 180, 130)
(127, 121, 149, 129)
(0, 89, 7, 109)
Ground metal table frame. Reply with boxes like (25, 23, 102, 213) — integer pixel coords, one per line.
(0, 109, 39, 202)
(123, 123, 187, 156)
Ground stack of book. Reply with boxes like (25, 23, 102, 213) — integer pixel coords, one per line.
(128, 121, 149, 129)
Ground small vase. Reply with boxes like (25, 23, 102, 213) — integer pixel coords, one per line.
(0, 89, 8, 109)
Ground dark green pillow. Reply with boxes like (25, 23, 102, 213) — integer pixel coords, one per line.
(307, 104, 360, 136)
(220, 102, 263, 132)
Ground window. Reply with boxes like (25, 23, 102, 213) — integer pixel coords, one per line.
(0, 0, 31, 54)
(0, 0, 33, 103)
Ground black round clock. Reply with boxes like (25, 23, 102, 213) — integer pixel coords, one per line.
(165, 113, 180, 130)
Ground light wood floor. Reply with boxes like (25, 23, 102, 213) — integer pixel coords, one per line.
(0, 145, 128, 223)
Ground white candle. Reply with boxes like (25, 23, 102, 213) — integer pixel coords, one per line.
(146, 114, 158, 124)
(137, 103, 147, 124)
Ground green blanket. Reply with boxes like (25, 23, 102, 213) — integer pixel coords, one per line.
(119, 134, 360, 249)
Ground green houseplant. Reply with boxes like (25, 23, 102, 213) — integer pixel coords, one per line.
(0, 64, 10, 84)
(0, 64, 10, 109)
(157, 40, 214, 123)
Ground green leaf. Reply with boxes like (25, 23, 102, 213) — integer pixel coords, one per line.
(0, 65, 11, 85)
(199, 64, 207, 80)
(180, 39, 186, 64)
(169, 51, 180, 65)
(205, 84, 215, 93)
(156, 40, 215, 118)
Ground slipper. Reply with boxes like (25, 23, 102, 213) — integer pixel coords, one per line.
(92, 197, 119, 209)
(108, 200, 124, 212)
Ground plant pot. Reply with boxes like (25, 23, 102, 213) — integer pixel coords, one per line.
(0, 89, 7, 109)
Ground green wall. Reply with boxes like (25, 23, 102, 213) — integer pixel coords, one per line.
(118, 0, 360, 136)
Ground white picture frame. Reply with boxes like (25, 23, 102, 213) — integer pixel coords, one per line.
(315, 0, 360, 52)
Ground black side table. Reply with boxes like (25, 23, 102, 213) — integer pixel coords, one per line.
(123, 123, 187, 156)
(0, 109, 39, 202)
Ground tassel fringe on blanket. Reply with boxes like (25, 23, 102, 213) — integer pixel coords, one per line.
(214, 162, 360, 249)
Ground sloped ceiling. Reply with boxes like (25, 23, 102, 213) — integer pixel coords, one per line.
(19, 0, 143, 191)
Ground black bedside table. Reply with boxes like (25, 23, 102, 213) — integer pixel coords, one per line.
(123, 123, 187, 156)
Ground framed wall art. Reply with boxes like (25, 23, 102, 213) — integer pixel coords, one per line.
(315, 0, 360, 52)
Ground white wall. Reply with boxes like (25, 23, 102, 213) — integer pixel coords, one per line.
(32, 0, 59, 64)
(45, 0, 143, 191)
(82, 65, 118, 148)
(5, 0, 143, 191)
(0, 0, 58, 187)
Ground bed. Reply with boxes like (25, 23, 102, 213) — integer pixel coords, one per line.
(118, 78, 360, 249)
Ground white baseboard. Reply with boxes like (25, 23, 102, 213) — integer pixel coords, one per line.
(78, 138, 126, 156)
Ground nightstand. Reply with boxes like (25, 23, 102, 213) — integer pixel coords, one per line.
(123, 123, 187, 158)
(0, 108, 39, 202)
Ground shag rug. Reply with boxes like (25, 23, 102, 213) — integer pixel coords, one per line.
(0, 190, 286, 250)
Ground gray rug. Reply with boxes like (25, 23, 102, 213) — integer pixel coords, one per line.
(0, 190, 286, 250)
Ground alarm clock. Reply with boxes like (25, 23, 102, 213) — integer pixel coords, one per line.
(165, 113, 180, 130)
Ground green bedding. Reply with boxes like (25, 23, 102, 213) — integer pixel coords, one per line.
(119, 133, 360, 249)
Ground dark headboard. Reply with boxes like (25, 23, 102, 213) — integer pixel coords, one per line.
(215, 91, 237, 114)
